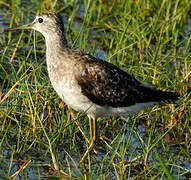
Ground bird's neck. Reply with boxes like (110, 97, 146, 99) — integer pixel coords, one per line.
(45, 33, 68, 53)
(45, 33, 72, 81)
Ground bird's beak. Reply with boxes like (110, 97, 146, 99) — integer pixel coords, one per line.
(7, 23, 33, 31)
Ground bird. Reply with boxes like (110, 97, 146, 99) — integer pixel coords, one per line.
(8, 11, 180, 163)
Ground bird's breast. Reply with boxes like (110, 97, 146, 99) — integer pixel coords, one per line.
(47, 60, 93, 112)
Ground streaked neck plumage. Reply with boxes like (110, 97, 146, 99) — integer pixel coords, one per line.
(44, 26, 68, 55)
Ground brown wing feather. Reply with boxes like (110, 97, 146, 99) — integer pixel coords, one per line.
(74, 53, 179, 107)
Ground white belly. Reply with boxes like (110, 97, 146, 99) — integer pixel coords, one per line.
(50, 76, 93, 113)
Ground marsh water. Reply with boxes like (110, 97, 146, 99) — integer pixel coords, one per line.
(0, 1, 191, 179)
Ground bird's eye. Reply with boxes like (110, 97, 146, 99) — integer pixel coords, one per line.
(38, 18, 43, 23)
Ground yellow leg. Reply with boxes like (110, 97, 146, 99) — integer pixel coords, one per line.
(93, 118, 97, 142)
(80, 117, 97, 164)
(89, 117, 93, 140)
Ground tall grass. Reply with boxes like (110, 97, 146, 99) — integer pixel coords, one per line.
(0, 0, 191, 179)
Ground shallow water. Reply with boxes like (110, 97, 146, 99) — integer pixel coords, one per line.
(0, 1, 191, 179)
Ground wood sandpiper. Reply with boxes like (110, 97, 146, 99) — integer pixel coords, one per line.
(8, 12, 180, 163)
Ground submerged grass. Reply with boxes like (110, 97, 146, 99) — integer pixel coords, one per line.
(0, 0, 191, 179)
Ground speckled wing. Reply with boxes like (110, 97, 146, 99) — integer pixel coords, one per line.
(75, 53, 179, 107)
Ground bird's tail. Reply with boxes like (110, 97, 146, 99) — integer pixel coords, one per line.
(158, 91, 180, 105)
(137, 82, 180, 105)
